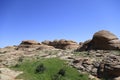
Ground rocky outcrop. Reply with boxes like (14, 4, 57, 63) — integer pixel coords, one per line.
(17, 40, 40, 51)
(77, 40, 92, 51)
(36, 45, 55, 50)
(97, 55, 120, 79)
(77, 30, 120, 51)
(71, 50, 120, 79)
(91, 30, 120, 50)
(18, 40, 41, 48)
(64, 44, 79, 50)
(17, 40, 54, 50)
(42, 39, 79, 50)
(0, 46, 17, 54)
(41, 40, 51, 45)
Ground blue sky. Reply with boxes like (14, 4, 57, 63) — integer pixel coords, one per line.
(0, 0, 120, 48)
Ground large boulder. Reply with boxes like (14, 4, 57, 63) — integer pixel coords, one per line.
(78, 30, 120, 51)
(93, 30, 118, 40)
(42, 39, 79, 50)
(91, 30, 120, 50)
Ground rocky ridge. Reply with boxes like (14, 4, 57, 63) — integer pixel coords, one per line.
(41, 39, 79, 50)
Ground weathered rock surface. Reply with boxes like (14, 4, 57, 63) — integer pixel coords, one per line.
(91, 30, 120, 50)
(42, 39, 79, 50)
(77, 39, 92, 51)
(21, 40, 40, 45)
(0, 46, 17, 54)
(77, 30, 120, 51)
(36, 45, 55, 50)
(71, 50, 120, 80)
(18, 40, 41, 48)
(97, 55, 120, 79)
(17, 40, 54, 50)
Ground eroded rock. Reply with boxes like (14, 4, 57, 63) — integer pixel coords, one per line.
(77, 30, 120, 51)
(97, 55, 120, 79)
(42, 39, 79, 50)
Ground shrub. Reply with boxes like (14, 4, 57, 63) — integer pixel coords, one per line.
(58, 68, 66, 76)
(35, 63, 46, 74)
(14, 64, 20, 68)
(51, 68, 66, 80)
(52, 74, 61, 80)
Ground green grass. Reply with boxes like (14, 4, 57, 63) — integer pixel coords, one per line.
(11, 58, 89, 80)
(72, 51, 90, 57)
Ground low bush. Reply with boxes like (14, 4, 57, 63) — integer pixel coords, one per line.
(35, 63, 46, 73)
(57, 68, 66, 76)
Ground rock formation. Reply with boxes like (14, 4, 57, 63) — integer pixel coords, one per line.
(42, 39, 79, 50)
(36, 44, 55, 50)
(97, 55, 120, 79)
(18, 40, 41, 48)
(1, 30, 120, 80)
(91, 30, 120, 50)
(17, 40, 54, 50)
(78, 30, 120, 51)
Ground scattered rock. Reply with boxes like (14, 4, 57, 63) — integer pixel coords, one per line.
(89, 74, 100, 80)
(91, 68, 98, 76)
(97, 55, 120, 79)
(95, 53, 103, 57)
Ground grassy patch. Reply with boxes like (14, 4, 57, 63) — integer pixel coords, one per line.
(72, 51, 90, 57)
(11, 58, 89, 80)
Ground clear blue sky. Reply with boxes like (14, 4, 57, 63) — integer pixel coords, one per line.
(1, 0, 120, 48)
